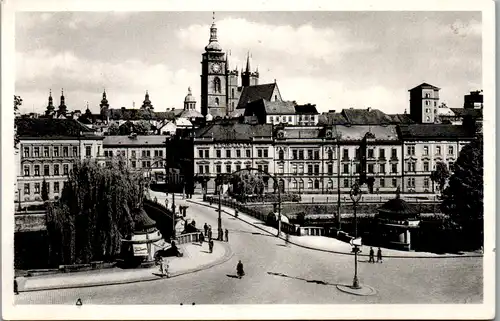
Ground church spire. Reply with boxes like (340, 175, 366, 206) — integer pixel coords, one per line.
(245, 51, 251, 72)
(45, 89, 55, 116)
(58, 88, 67, 116)
(141, 90, 153, 110)
(205, 12, 222, 52)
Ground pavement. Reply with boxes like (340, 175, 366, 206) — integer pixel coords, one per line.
(187, 198, 482, 259)
(16, 214, 233, 293)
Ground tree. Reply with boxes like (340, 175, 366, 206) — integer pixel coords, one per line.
(41, 178, 49, 202)
(430, 161, 450, 194)
(107, 122, 120, 135)
(14, 95, 22, 148)
(135, 120, 151, 135)
(441, 137, 483, 249)
(46, 159, 150, 266)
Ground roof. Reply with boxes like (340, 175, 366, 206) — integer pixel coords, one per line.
(398, 124, 475, 140)
(154, 111, 176, 120)
(178, 109, 204, 119)
(387, 114, 415, 124)
(133, 208, 157, 231)
(378, 198, 419, 217)
(450, 108, 483, 118)
(337, 125, 399, 142)
(103, 135, 167, 146)
(193, 122, 273, 142)
(175, 118, 193, 127)
(317, 112, 349, 125)
(277, 127, 330, 139)
(15, 118, 96, 138)
(237, 83, 277, 109)
(294, 104, 319, 115)
(409, 82, 440, 91)
(261, 100, 295, 115)
(342, 108, 393, 125)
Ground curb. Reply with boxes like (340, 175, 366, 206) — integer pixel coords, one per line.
(20, 242, 234, 293)
(188, 200, 483, 259)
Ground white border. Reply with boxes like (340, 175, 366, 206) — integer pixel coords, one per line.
(2, 0, 495, 320)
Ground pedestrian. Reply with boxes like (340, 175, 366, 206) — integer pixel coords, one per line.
(199, 231, 204, 245)
(225, 228, 229, 242)
(208, 226, 212, 240)
(204, 223, 208, 237)
(369, 247, 375, 263)
(235, 209, 239, 218)
(14, 277, 19, 295)
(377, 247, 383, 263)
(209, 240, 214, 253)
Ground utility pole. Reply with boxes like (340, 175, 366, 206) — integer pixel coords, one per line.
(277, 179, 282, 236)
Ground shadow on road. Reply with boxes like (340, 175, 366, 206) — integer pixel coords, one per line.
(276, 244, 290, 247)
(230, 229, 272, 237)
(226, 274, 241, 279)
(201, 250, 212, 254)
(267, 271, 343, 287)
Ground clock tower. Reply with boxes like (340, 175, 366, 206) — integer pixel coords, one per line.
(201, 13, 227, 117)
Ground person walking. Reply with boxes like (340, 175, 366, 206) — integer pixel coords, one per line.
(204, 223, 208, 237)
(14, 277, 19, 295)
(209, 240, 214, 253)
(199, 231, 205, 245)
(235, 209, 239, 218)
(377, 247, 383, 263)
(369, 247, 375, 263)
(208, 226, 212, 240)
(225, 229, 229, 242)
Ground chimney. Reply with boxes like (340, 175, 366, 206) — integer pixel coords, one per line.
(367, 107, 371, 112)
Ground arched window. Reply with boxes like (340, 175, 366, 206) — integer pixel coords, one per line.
(328, 149, 333, 160)
(299, 179, 304, 191)
(314, 179, 320, 189)
(308, 180, 313, 189)
(327, 180, 333, 189)
(274, 95, 278, 101)
(278, 150, 284, 160)
(214, 77, 221, 93)
(215, 97, 219, 106)
(231, 88, 235, 98)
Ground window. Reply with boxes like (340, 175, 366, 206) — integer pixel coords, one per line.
(246, 150, 251, 158)
(314, 164, 320, 174)
(380, 178, 385, 188)
(368, 164, 374, 174)
(257, 164, 263, 172)
(34, 183, 40, 194)
(426, 116, 430, 122)
(226, 164, 231, 173)
(391, 148, 397, 159)
(214, 77, 221, 93)
(424, 178, 430, 188)
(24, 183, 30, 195)
(104, 151, 109, 157)
(44, 147, 49, 157)
(257, 150, 263, 158)
(278, 150, 284, 160)
(23, 147, 29, 158)
(236, 165, 241, 171)
(448, 146, 454, 155)
(434, 101, 437, 107)
(63, 147, 69, 157)
(264, 149, 268, 158)
(277, 164, 283, 174)
(391, 163, 397, 173)
(231, 88, 235, 99)
(328, 149, 333, 160)
(44, 165, 50, 176)
(292, 150, 298, 160)
(263, 165, 269, 173)
(226, 150, 231, 158)
(142, 161, 147, 168)
(327, 164, 333, 175)
(343, 164, 349, 174)
(205, 165, 209, 173)
(146, 150, 151, 157)
(288, 116, 292, 122)
(53, 147, 59, 157)
(392, 178, 397, 187)
(198, 150, 203, 158)
(299, 164, 304, 174)
(423, 146, 429, 156)
(23, 165, 30, 176)
(54, 182, 60, 194)
(216, 150, 221, 158)
(343, 149, 349, 160)
(379, 163, 385, 173)
(425, 93, 430, 98)
(132, 161, 136, 168)
(407, 178, 415, 188)
(299, 150, 304, 160)
(355, 148, 360, 160)
(34, 147, 40, 157)
(292, 164, 297, 174)
(425, 108, 430, 113)
(354, 163, 360, 173)
(216, 165, 221, 173)
(298, 180, 304, 191)
(307, 180, 313, 189)
(237, 150, 241, 158)
(314, 179, 320, 189)
(73, 147, 78, 157)
(407, 146, 415, 155)
(425, 101, 429, 106)
(85, 146, 91, 157)
(436, 146, 441, 155)
(63, 164, 69, 175)
(327, 180, 333, 189)
(155, 150, 160, 157)
(368, 149, 374, 158)
(215, 97, 219, 106)
(34, 165, 40, 176)
(423, 161, 429, 171)
(308, 164, 313, 174)
(343, 179, 349, 188)
(308, 150, 313, 159)
(292, 180, 297, 189)
(98, 147, 101, 156)
(379, 148, 385, 159)
(314, 150, 320, 160)
(448, 162, 454, 171)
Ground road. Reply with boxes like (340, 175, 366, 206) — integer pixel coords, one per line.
(16, 196, 482, 304)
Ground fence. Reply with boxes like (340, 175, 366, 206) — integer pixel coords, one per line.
(176, 232, 200, 245)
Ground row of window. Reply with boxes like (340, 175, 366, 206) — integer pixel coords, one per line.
(23, 146, 81, 158)
(104, 149, 163, 158)
(406, 161, 453, 172)
(23, 181, 61, 195)
(407, 145, 455, 156)
(23, 164, 70, 177)
(284, 177, 400, 189)
(198, 164, 266, 174)
(198, 149, 270, 159)
(105, 160, 163, 169)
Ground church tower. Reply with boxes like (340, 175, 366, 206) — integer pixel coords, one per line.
(226, 51, 239, 114)
(200, 13, 227, 117)
(45, 89, 55, 117)
(241, 52, 259, 87)
(100, 89, 110, 123)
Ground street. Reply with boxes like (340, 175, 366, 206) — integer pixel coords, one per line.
(16, 197, 482, 304)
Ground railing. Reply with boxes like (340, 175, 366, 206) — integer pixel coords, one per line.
(176, 232, 200, 245)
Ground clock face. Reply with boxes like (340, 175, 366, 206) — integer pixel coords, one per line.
(211, 63, 221, 73)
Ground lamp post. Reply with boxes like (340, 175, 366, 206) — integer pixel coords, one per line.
(349, 182, 362, 289)
(277, 180, 282, 236)
(217, 183, 223, 241)
(17, 188, 21, 211)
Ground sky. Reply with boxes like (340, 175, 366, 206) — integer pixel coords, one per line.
(15, 11, 482, 115)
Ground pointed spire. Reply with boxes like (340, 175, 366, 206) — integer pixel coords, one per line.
(245, 51, 251, 72)
(48, 89, 53, 106)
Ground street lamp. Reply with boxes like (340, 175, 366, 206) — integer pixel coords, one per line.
(349, 182, 362, 289)
(217, 180, 223, 241)
(277, 179, 282, 236)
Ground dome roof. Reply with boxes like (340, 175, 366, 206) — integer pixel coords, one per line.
(184, 87, 196, 103)
(179, 109, 203, 119)
(377, 198, 419, 218)
(205, 41, 222, 52)
(133, 207, 157, 231)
